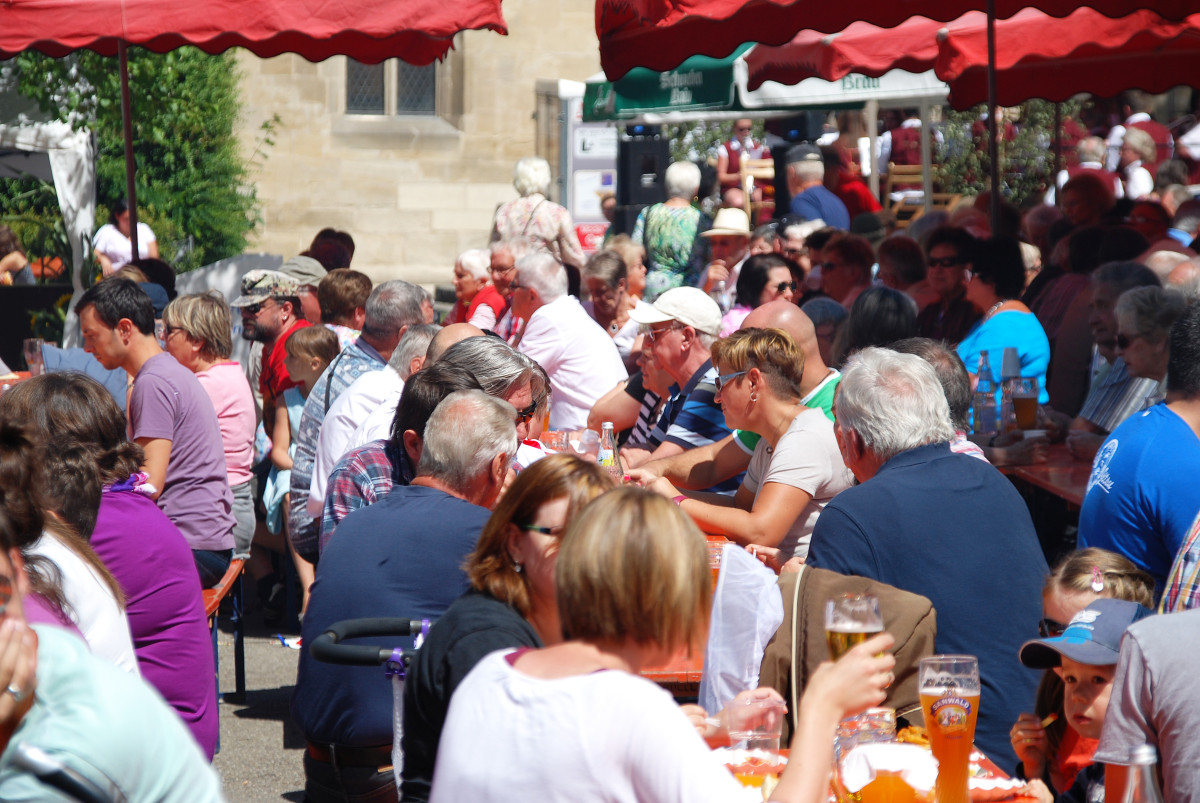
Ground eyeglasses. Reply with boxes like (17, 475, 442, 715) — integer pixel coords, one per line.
(1116, 332, 1143, 350)
(927, 257, 965, 269)
(1038, 618, 1067, 638)
(520, 524, 565, 536)
(490, 263, 516, 275)
(782, 247, 807, 258)
(508, 281, 526, 292)
(643, 323, 683, 342)
(773, 281, 797, 294)
(714, 370, 746, 391)
(514, 399, 540, 425)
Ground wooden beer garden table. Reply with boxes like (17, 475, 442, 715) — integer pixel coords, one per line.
(1004, 443, 1091, 509)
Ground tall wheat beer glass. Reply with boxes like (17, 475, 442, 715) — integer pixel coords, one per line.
(919, 655, 980, 803)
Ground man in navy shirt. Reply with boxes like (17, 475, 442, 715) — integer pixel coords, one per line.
(293, 390, 518, 802)
(786, 144, 850, 231)
(807, 347, 1047, 770)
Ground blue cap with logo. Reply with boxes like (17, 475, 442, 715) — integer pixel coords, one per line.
(1018, 598, 1153, 669)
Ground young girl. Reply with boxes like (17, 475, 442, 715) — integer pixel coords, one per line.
(264, 326, 340, 618)
(1010, 548, 1154, 795)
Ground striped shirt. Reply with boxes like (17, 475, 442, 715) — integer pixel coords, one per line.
(1078, 355, 1163, 434)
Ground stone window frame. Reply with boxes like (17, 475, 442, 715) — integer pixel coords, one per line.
(331, 46, 464, 141)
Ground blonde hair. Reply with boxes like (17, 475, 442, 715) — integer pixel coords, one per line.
(556, 487, 710, 656)
(710, 327, 805, 400)
(284, 325, 340, 366)
(467, 454, 612, 617)
(1044, 547, 1154, 608)
(162, 292, 233, 360)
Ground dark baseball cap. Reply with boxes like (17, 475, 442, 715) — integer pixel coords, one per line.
(786, 144, 822, 165)
(1019, 598, 1152, 669)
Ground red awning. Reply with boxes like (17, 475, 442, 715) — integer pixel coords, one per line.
(937, 7, 1200, 109)
(0, 0, 507, 64)
(597, 0, 1197, 80)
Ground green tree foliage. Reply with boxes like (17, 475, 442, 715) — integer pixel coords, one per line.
(2, 47, 269, 272)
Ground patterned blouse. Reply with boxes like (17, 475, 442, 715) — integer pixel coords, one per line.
(633, 203, 710, 301)
(490, 194, 585, 269)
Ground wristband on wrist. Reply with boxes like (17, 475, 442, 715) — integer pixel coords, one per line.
(673, 494, 687, 506)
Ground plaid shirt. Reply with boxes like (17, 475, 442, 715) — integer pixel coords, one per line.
(318, 439, 414, 555)
(1161, 509, 1200, 613)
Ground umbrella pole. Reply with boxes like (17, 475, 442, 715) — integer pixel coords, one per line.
(118, 42, 140, 260)
(1053, 103, 1063, 196)
(986, 0, 999, 234)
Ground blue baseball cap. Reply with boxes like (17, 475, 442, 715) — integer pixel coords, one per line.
(1019, 598, 1153, 669)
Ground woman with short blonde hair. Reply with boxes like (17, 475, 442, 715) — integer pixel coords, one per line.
(430, 485, 897, 803)
(633, 327, 853, 561)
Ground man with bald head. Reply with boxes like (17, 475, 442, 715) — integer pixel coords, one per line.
(626, 298, 840, 490)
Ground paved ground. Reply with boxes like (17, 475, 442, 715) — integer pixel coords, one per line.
(211, 596, 308, 802)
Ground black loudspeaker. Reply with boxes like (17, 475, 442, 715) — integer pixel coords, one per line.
(612, 204, 647, 237)
(617, 130, 669, 207)
(765, 112, 829, 219)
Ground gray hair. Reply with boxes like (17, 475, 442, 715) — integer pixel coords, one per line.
(1077, 136, 1107, 164)
(836, 346, 955, 462)
(363, 279, 425, 338)
(388, 323, 440, 380)
(457, 249, 491, 280)
(782, 220, 826, 243)
(490, 238, 535, 262)
(1116, 285, 1187, 343)
(440, 336, 534, 399)
(1121, 128, 1156, 164)
(665, 161, 701, 200)
(789, 160, 824, 184)
(1093, 260, 1161, 295)
(516, 251, 567, 303)
(513, 157, 552, 197)
(417, 390, 518, 488)
(890, 338, 972, 432)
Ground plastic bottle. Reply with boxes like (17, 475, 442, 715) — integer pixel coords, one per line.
(1119, 744, 1165, 803)
(971, 351, 997, 438)
(711, 280, 732, 314)
(598, 421, 623, 480)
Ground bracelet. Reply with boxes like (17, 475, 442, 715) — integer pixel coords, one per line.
(673, 495, 687, 506)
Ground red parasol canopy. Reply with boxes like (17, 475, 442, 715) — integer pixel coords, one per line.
(596, 0, 1197, 80)
(0, 0, 506, 64)
(937, 7, 1200, 109)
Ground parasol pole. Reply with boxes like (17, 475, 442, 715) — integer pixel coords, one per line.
(986, 0, 998, 234)
(118, 42, 140, 260)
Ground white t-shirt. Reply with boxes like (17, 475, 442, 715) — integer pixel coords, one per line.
(517, 295, 628, 431)
(307, 366, 403, 516)
(30, 531, 139, 675)
(93, 222, 156, 271)
(430, 650, 756, 803)
(741, 407, 854, 560)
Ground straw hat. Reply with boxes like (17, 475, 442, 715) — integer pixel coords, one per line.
(701, 208, 752, 239)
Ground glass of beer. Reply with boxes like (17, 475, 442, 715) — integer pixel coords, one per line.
(1012, 378, 1040, 430)
(919, 655, 980, 803)
(825, 593, 883, 660)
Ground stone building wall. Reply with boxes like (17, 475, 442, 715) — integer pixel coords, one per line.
(233, 2, 599, 286)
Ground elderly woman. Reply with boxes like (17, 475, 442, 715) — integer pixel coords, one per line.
(608, 233, 648, 300)
(447, 248, 506, 329)
(401, 454, 611, 801)
(633, 160, 712, 300)
(162, 292, 257, 558)
(639, 328, 853, 560)
(957, 236, 1052, 404)
(582, 249, 652, 372)
(490, 157, 585, 292)
(93, 198, 159, 276)
(430, 486, 895, 803)
(719, 253, 796, 335)
(1114, 285, 1187, 404)
(0, 376, 217, 757)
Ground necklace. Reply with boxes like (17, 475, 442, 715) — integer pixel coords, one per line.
(984, 299, 1008, 320)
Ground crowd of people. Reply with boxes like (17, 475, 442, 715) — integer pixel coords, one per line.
(1, 103, 1199, 802)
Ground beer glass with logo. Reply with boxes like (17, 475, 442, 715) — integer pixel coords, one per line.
(825, 593, 883, 660)
(919, 655, 980, 803)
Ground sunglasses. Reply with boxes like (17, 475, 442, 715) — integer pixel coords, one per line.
(782, 247, 807, 258)
(643, 323, 683, 342)
(714, 370, 746, 392)
(773, 280, 797, 294)
(1038, 617, 1067, 638)
(514, 399, 540, 425)
(928, 257, 965, 268)
(1116, 332, 1143, 350)
(520, 523, 564, 536)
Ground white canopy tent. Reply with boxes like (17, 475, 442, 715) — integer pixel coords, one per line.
(0, 120, 95, 347)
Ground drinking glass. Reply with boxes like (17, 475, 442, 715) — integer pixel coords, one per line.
(22, 338, 44, 376)
(825, 593, 883, 660)
(1012, 377, 1040, 430)
(919, 655, 980, 803)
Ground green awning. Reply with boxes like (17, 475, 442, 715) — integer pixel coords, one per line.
(583, 44, 754, 122)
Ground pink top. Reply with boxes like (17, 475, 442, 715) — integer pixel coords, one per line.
(196, 361, 256, 487)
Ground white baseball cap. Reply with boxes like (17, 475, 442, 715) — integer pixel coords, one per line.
(628, 286, 722, 337)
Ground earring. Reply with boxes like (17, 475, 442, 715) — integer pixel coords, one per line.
(514, 562, 523, 573)
(750, 391, 759, 403)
